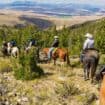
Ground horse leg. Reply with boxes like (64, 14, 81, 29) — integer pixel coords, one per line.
(84, 63, 89, 80)
(54, 59, 56, 65)
(87, 64, 90, 80)
(84, 65, 87, 80)
(90, 66, 96, 83)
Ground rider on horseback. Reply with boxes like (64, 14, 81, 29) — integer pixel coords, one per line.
(80, 33, 94, 62)
(48, 36, 59, 61)
(28, 39, 37, 47)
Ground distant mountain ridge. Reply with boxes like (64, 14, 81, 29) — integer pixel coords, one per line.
(0, 1, 105, 16)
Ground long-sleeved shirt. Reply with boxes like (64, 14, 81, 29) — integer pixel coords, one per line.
(83, 38, 94, 50)
(51, 39, 59, 47)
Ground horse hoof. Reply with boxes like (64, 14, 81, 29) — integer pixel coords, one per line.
(91, 80, 94, 84)
(84, 78, 87, 81)
(84, 78, 89, 81)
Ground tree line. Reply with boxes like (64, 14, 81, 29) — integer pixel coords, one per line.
(0, 18, 105, 55)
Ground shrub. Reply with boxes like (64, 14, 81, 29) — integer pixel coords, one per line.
(55, 82, 80, 98)
(13, 47, 44, 80)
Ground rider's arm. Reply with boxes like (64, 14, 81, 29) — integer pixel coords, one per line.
(83, 39, 89, 50)
(51, 40, 57, 47)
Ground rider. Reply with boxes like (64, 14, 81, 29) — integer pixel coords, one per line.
(28, 39, 37, 47)
(10, 40, 16, 47)
(48, 36, 59, 61)
(80, 33, 94, 62)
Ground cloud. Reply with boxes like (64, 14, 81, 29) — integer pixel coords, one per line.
(0, 0, 105, 6)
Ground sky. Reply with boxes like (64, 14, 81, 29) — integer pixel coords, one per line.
(0, 0, 105, 6)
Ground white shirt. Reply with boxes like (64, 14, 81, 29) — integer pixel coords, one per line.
(83, 38, 94, 50)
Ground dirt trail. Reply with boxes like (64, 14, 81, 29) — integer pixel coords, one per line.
(39, 64, 100, 105)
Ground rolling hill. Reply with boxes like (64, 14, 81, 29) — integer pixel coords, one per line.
(0, 9, 104, 30)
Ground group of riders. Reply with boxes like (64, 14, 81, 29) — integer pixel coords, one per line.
(1, 39, 37, 57)
(1, 33, 95, 61)
(49, 33, 95, 63)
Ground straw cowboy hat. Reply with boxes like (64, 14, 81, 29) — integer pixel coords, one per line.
(85, 33, 93, 38)
(54, 36, 59, 39)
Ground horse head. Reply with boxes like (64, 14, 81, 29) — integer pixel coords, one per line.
(96, 65, 105, 82)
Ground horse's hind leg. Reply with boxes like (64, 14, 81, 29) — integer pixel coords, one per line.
(87, 69, 90, 80)
(84, 66, 87, 80)
(90, 67, 96, 83)
(84, 64, 90, 80)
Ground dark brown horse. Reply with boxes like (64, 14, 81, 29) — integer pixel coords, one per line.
(82, 49, 99, 83)
(41, 48, 70, 65)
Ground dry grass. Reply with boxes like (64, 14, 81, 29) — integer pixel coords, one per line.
(0, 57, 100, 105)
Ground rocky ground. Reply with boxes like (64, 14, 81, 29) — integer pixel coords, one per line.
(0, 57, 100, 105)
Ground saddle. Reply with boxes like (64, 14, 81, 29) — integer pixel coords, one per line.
(83, 48, 99, 59)
(52, 48, 58, 55)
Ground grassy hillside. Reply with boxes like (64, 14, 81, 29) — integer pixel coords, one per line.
(63, 17, 105, 54)
(0, 13, 105, 105)
(0, 58, 99, 105)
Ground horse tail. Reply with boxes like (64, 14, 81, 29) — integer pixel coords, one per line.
(66, 48, 70, 66)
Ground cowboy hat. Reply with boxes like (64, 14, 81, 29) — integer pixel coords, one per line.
(85, 33, 93, 38)
(54, 36, 59, 39)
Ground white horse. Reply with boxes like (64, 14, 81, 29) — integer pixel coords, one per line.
(25, 41, 32, 53)
(7, 42, 19, 57)
(11, 46, 19, 57)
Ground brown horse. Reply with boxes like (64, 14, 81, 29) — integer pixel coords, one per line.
(95, 65, 105, 105)
(41, 48, 70, 65)
(100, 75, 105, 105)
(82, 49, 99, 83)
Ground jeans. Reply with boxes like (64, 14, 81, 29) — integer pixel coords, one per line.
(80, 53, 85, 63)
(48, 47, 54, 60)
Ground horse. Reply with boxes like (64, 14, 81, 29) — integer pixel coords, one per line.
(95, 65, 105, 105)
(40, 48, 70, 65)
(1, 44, 8, 57)
(100, 75, 105, 105)
(82, 49, 99, 83)
(7, 42, 19, 58)
(10, 46, 19, 58)
(24, 40, 36, 54)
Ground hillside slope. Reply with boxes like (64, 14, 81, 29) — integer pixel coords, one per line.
(64, 17, 105, 54)
(0, 58, 99, 105)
